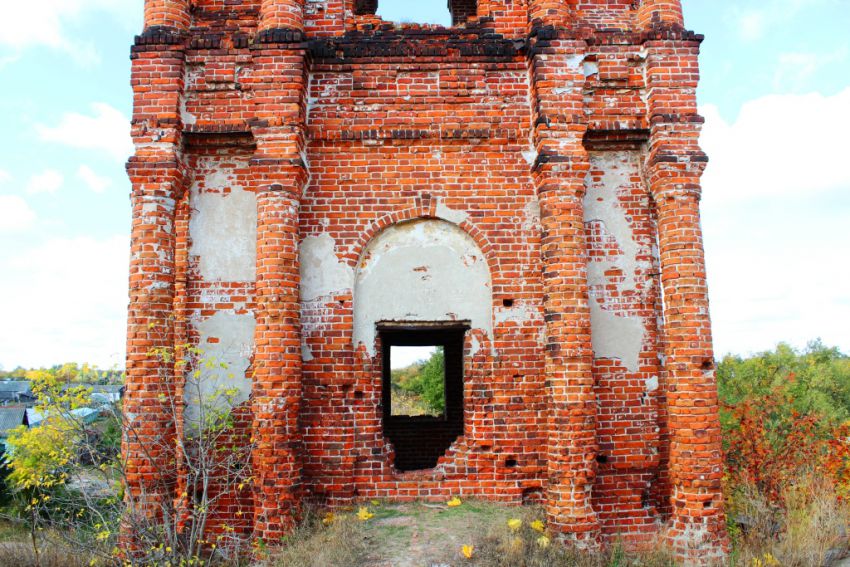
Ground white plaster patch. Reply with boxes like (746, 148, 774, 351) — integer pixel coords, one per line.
(353, 219, 492, 355)
(185, 312, 255, 429)
(189, 184, 257, 282)
(589, 299, 645, 373)
(584, 152, 642, 291)
(645, 376, 659, 392)
(435, 199, 469, 225)
(494, 301, 538, 327)
(299, 233, 355, 302)
(523, 199, 541, 232)
(566, 54, 585, 70)
(179, 94, 196, 126)
(521, 146, 538, 166)
(583, 61, 599, 78)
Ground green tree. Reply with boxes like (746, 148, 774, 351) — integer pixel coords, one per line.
(403, 348, 446, 415)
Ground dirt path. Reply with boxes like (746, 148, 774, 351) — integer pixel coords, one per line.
(358, 501, 530, 567)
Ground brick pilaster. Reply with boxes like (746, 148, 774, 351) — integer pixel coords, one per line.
(143, 0, 190, 32)
(530, 37, 600, 546)
(260, 0, 305, 34)
(249, 32, 309, 540)
(251, 156, 305, 541)
(124, 157, 182, 521)
(124, 11, 189, 539)
(644, 36, 727, 564)
(528, 0, 575, 31)
(637, 0, 684, 30)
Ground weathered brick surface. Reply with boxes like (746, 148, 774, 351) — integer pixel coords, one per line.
(125, 0, 727, 562)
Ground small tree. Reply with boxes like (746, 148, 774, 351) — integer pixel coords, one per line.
(4, 345, 255, 566)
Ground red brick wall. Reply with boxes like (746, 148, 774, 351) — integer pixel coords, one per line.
(126, 0, 726, 560)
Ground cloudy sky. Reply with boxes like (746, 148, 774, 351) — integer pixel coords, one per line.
(0, 0, 847, 370)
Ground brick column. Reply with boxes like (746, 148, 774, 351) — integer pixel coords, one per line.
(530, 37, 600, 546)
(124, 158, 182, 521)
(637, 0, 684, 30)
(528, 0, 575, 30)
(249, 24, 308, 539)
(144, 0, 190, 32)
(644, 34, 727, 564)
(260, 0, 304, 34)
(124, 4, 189, 538)
(251, 151, 305, 541)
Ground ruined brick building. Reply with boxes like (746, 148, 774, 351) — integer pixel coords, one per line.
(125, 0, 727, 562)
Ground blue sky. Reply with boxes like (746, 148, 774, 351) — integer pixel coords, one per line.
(0, 0, 847, 370)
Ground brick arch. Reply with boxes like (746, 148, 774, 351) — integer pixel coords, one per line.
(343, 202, 495, 279)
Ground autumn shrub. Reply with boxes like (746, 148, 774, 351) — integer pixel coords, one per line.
(2, 346, 256, 567)
(719, 342, 850, 502)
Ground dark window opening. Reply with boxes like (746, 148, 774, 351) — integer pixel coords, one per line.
(381, 324, 466, 472)
(355, 0, 476, 27)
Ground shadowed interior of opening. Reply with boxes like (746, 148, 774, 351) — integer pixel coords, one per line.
(381, 326, 465, 471)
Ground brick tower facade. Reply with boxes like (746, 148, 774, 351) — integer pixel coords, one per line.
(125, 0, 727, 562)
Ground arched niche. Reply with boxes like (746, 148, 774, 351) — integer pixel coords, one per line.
(353, 218, 493, 356)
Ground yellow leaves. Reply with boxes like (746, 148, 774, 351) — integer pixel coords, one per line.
(509, 536, 524, 552)
(507, 518, 523, 531)
(536, 535, 550, 548)
(322, 512, 336, 526)
(461, 544, 474, 559)
(447, 496, 462, 507)
(752, 553, 780, 567)
(530, 519, 545, 532)
(357, 507, 374, 521)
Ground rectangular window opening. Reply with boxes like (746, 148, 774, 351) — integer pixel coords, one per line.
(356, 0, 477, 27)
(390, 345, 445, 417)
(380, 324, 467, 471)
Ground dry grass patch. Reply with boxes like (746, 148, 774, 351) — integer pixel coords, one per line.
(729, 475, 850, 567)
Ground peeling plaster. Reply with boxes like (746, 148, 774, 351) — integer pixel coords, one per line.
(566, 54, 585, 70)
(523, 199, 541, 232)
(185, 312, 255, 429)
(299, 233, 355, 302)
(495, 301, 538, 327)
(589, 300, 644, 373)
(189, 183, 257, 282)
(582, 61, 599, 78)
(584, 153, 642, 291)
(435, 199, 469, 225)
(353, 219, 492, 356)
(645, 376, 659, 392)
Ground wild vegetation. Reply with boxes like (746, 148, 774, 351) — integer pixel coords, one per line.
(0, 340, 848, 566)
(390, 347, 446, 415)
(0, 362, 123, 385)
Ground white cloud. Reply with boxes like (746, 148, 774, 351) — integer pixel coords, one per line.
(36, 103, 133, 162)
(730, 0, 836, 42)
(0, 1, 140, 66)
(0, 235, 130, 369)
(26, 169, 64, 195)
(736, 10, 766, 41)
(0, 170, 10, 184)
(700, 87, 850, 202)
(0, 195, 37, 232)
(773, 47, 849, 91)
(700, 88, 850, 356)
(77, 165, 112, 193)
